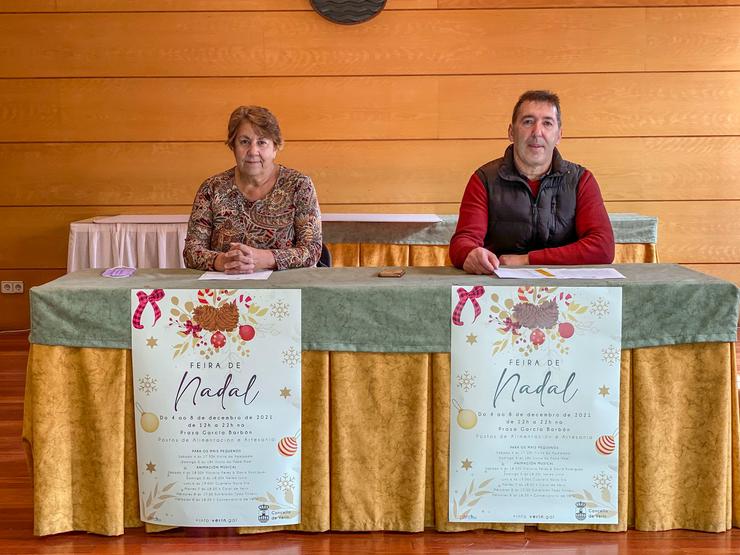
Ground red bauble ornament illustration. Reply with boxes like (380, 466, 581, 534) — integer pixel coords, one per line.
(210, 331, 226, 349)
(595, 434, 616, 455)
(530, 328, 545, 346)
(278, 436, 298, 457)
(558, 322, 575, 339)
(239, 324, 256, 341)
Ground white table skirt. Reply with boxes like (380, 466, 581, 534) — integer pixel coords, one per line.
(68, 218, 188, 272)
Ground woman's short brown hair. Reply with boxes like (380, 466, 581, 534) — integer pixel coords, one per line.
(226, 105, 283, 150)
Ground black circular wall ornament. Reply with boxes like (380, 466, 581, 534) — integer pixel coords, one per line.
(310, 0, 387, 25)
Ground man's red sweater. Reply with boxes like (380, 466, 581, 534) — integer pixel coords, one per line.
(449, 170, 615, 267)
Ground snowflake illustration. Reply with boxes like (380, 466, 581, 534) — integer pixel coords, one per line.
(602, 345, 620, 366)
(138, 374, 158, 395)
(271, 299, 290, 321)
(593, 471, 612, 490)
(276, 473, 295, 493)
(590, 297, 610, 319)
(456, 370, 476, 392)
(281, 346, 301, 367)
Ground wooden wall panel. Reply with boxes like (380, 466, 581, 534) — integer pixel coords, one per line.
(0, 77, 441, 142)
(2, 9, 738, 77)
(441, 0, 738, 6)
(606, 201, 740, 264)
(3, 137, 739, 206)
(437, 73, 740, 139)
(1, 143, 236, 206)
(2, 73, 739, 142)
(0, 10, 652, 77)
(684, 265, 740, 287)
(1, 0, 734, 12)
(0, 269, 66, 331)
(0, 0, 435, 13)
(646, 8, 740, 71)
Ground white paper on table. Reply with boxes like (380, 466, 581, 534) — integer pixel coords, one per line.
(494, 268, 625, 280)
(198, 270, 273, 280)
(322, 213, 441, 223)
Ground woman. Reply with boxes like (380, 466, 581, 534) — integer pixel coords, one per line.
(184, 106, 322, 273)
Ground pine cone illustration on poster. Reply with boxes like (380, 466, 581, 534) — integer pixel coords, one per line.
(215, 301, 239, 331)
(192, 301, 238, 332)
(512, 299, 558, 329)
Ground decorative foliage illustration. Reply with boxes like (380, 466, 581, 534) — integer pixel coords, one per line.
(452, 478, 494, 520)
(141, 481, 178, 521)
(168, 290, 271, 359)
(489, 287, 590, 357)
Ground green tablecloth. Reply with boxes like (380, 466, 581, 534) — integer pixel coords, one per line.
(30, 265, 738, 352)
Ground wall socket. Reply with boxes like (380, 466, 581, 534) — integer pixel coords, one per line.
(1, 281, 24, 294)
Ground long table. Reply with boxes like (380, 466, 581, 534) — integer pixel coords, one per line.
(24, 265, 739, 536)
(67, 213, 659, 271)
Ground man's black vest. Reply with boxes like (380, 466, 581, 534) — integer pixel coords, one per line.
(476, 145, 584, 255)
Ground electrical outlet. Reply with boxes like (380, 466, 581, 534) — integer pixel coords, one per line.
(1, 280, 23, 294)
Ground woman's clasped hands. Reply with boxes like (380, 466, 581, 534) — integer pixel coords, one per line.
(215, 243, 276, 274)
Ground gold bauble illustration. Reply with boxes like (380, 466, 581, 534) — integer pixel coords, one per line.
(456, 408, 477, 430)
(141, 412, 160, 433)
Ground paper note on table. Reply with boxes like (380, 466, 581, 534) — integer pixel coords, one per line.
(198, 270, 273, 280)
(493, 267, 625, 280)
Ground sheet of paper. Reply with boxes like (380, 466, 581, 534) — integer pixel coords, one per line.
(322, 213, 441, 223)
(198, 271, 273, 280)
(494, 268, 625, 280)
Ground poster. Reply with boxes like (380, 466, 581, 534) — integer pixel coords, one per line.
(449, 285, 622, 524)
(131, 288, 301, 527)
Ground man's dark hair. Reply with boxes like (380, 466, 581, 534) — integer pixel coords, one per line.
(511, 90, 561, 127)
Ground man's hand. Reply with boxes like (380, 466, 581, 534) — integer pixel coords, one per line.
(462, 247, 500, 274)
(499, 254, 530, 266)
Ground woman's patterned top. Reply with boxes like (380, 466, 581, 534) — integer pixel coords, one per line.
(183, 165, 322, 271)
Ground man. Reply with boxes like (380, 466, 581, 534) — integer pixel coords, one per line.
(449, 90, 615, 274)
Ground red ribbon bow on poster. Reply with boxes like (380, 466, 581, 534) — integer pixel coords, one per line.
(132, 289, 165, 330)
(452, 286, 485, 326)
(184, 320, 202, 338)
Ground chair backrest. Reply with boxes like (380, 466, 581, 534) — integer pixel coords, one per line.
(318, 243, 332, 268)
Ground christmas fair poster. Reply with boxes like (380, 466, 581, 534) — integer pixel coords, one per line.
(131, 288, 302, 527)
(449, 285, 622, 524)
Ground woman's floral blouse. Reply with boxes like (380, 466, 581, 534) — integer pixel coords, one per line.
(184, 165, 322, 271)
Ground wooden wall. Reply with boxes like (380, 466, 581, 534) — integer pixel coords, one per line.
(1, 0, 739, 329)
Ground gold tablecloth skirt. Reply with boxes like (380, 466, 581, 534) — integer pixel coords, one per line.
(325, 243, 658, 267)
(23, 342, 738, 536)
